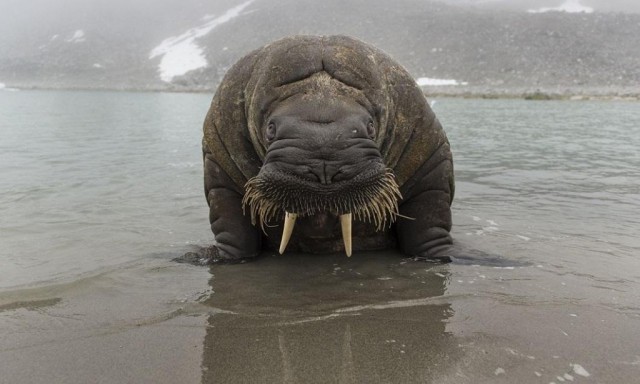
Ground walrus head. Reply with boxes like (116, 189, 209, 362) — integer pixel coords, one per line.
(242, 89, 401, 256)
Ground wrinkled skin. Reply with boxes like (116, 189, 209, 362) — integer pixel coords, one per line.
(262, 96, 381, 188)
(198, 35, 455, 263)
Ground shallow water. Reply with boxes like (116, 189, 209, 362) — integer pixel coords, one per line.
(1, 90, 639, 383)
(0, 90, 213, 288)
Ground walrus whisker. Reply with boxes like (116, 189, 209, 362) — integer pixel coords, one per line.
(242, 168, 401, 233)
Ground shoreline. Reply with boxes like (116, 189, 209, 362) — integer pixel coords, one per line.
(422, 85, 640, 101)
(3, 83, 639, 101)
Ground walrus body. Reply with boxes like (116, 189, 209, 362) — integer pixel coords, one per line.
(202, 35, 454, 262)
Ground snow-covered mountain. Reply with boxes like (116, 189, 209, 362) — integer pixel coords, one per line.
(148, 1, 254, 83)
(1, 0, 638, 96)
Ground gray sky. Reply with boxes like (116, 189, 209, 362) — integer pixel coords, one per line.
(435, 0, 640, 13)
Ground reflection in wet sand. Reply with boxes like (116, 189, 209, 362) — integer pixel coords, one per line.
(200, 252, 459, 383)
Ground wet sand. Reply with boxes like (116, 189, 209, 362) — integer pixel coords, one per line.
(2, 242, 639, 383)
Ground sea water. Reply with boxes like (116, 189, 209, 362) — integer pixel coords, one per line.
(1, 90, 639, 382)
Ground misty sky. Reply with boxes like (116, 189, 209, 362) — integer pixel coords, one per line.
(436, 0, 640, 13)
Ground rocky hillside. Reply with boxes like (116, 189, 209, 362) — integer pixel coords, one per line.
(1, 0, 638, 96)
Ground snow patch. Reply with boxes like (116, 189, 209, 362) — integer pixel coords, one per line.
(66, 30, 86, 43)
(416, 77, 467, 86)
(528, 0, 593, 14)
(571, 364, 590, 377)
(149, 0, 253, 82)
(93, 63, 103, 68)
(0, 83, 18, 91)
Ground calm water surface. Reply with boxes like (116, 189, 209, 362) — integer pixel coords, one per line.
(1, 90, 212, 287)
(1, 90, 639, 383)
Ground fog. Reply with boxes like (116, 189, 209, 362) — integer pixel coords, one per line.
(437, 0, 640, 13)
(0, 0, 638, 96)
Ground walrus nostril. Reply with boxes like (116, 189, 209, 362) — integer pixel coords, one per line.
(308, 162, 341, 184)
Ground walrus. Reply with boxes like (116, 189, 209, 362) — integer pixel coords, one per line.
(200, 35, 455, 263)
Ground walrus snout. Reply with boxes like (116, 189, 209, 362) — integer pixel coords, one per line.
(242, 162, 401, 257)
(304, 161, 343, 184)
(263, 137, 382, 184)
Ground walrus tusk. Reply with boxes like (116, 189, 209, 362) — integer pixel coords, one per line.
(279, 212, 297, 254)
(340, 213, 352, 257)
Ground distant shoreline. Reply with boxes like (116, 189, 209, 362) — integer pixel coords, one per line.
(419, 85, 640, 101)
(3, 84, 639, 101)
(426, 90, 640, 101)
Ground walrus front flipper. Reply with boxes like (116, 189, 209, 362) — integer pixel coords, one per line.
(203, 148, 261, 263)
(396, 133, 455, 262)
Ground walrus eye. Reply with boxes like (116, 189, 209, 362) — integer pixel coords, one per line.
(366, 120, 375, 138)
(265, 122, 276, 142)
